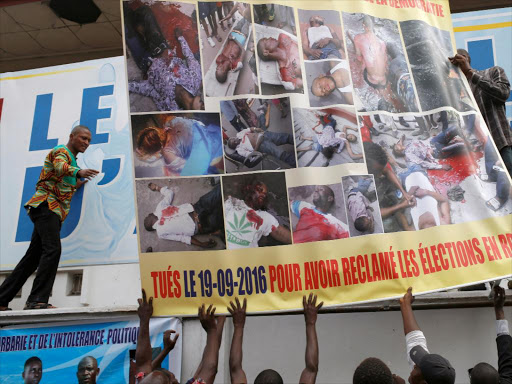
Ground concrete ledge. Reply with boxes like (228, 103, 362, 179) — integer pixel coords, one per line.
(1, 290, 510, 326)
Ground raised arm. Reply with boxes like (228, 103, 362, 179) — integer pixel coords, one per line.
(400, 287, 420, 335)
(194, 304, 221, 384)
(151, 329, 179, 371)
(299, 293, 323, 384)
(494, 286, 512, 383)
(228, 298, 248, 384)
(135, 289, 154, 376)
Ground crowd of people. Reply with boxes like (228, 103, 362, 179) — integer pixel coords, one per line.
(115, 285, 510, 384)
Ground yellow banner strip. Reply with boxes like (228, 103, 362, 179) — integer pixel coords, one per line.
(453, 22, 512, 32)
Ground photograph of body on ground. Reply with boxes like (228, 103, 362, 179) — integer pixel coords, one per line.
(221, 97, 296, 173)
(131, 113, 223, 178)
(362, 111, 511, 234)
(293, 107, 362, 167)
(123, 1, 204, 112)
(305, 60, 353, 107)
(400, 20, 474, 112)
(341, 175, 384, 237)
(254, 4, 303, 95)
(343, 13, 418, 113)
(136, 177, 225, 253)
(288, 183, 349, 244)
(298, 9, 345, 61)
(222, 172, 292, 249)
(199, 2, 259, 97)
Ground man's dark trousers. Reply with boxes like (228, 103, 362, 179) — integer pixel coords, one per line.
(0, 202, 62, 306)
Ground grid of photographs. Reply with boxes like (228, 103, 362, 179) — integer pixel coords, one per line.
(121, 2, 511, 254)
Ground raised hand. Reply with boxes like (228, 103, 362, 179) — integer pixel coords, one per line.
(228, 297, 247, 328)
(303, 293, 323, 325)
(199, 304, 217, 332)
(163, 329, 180, 351)
(400, 287, 415, 307)
(137, 289, 153, 322)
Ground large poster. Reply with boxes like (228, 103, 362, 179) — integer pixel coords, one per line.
(121, 0, 512, 316)
(0, 57, 138, 270)
(0, 317, 182, 384)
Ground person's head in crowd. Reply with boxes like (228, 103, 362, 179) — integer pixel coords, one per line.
(77, 356, 100, 384)
(353, 357, 393, 384)
(311, 75, 337, 98)
(215, 56, 231, 84)
(309, 15, 325, 27)
(257, 37, 279, 62)
(140, 369, 179, 384)
(68, 125, 92, 155)
(457, 48, 471, 64)
(408, 347, 456, 384)
(312, 185, 335, 212)
(22, 356, 42, 384)
(242, 180, 268, 210)
(362, 15, 374, 33)
(468, 363, 499, 384)
(363, 142, 388, 176)
(254, 369, 284, 384)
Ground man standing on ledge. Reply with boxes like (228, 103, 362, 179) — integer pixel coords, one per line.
(0, 125, 98, 311)
(450, 49, 512, 176)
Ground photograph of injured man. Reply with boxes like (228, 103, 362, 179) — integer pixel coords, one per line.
(221, 97, 296, 173)
(136, 177, 225, 253)
(400, 20, 474, 112)
(222, 172, 292, 249)
(288, 184, 350, 244)
(341, 175, 384, 237)
(343, 13, 419, 113)
(293, 107, 363, 168)
(123, 1, 204, 112)
(254, 4, 304, 95)
(362, 111, 511, 234)
(131, 113, 223, 178)
(199, 2, 259, 97)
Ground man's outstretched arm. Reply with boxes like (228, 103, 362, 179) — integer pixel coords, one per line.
(494, 285, 512, 384)
(299, 293, 323, 384)
(135, 289, 154, 376)
(194, 304, 221, 384)
(228, 298, 248, 384)
(152, 329, 179, 371)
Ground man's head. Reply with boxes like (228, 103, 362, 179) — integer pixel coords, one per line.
(311, 75, 336, 97)
(312, 185, 335, 212)
(257, 37, 279, 61)
(144, 213, 158, 231)
(354, 215, 374, 234)
(392, 141, 406, 157)
(347, 134, 358, 143)
(469, 362, 499, 384)
(309, 15, 325, 27)
(215, 56, 231, 83)
(363, 142, 388, 176)
(227, 137, 241, 150)
(457, 48, 471, 64)
(243, 181, 268, 210)
(418, 212, 437, 230)
(362, 15, 374, 33)
(77, 356, 100, 384)
(140, 369, 179, 384)
(254, 369, 283, 384)
(408, 346, 456, 384)
(22, 357, 42, 384)
(68, 125, 92, 155)
(353, 357, 393, 384)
